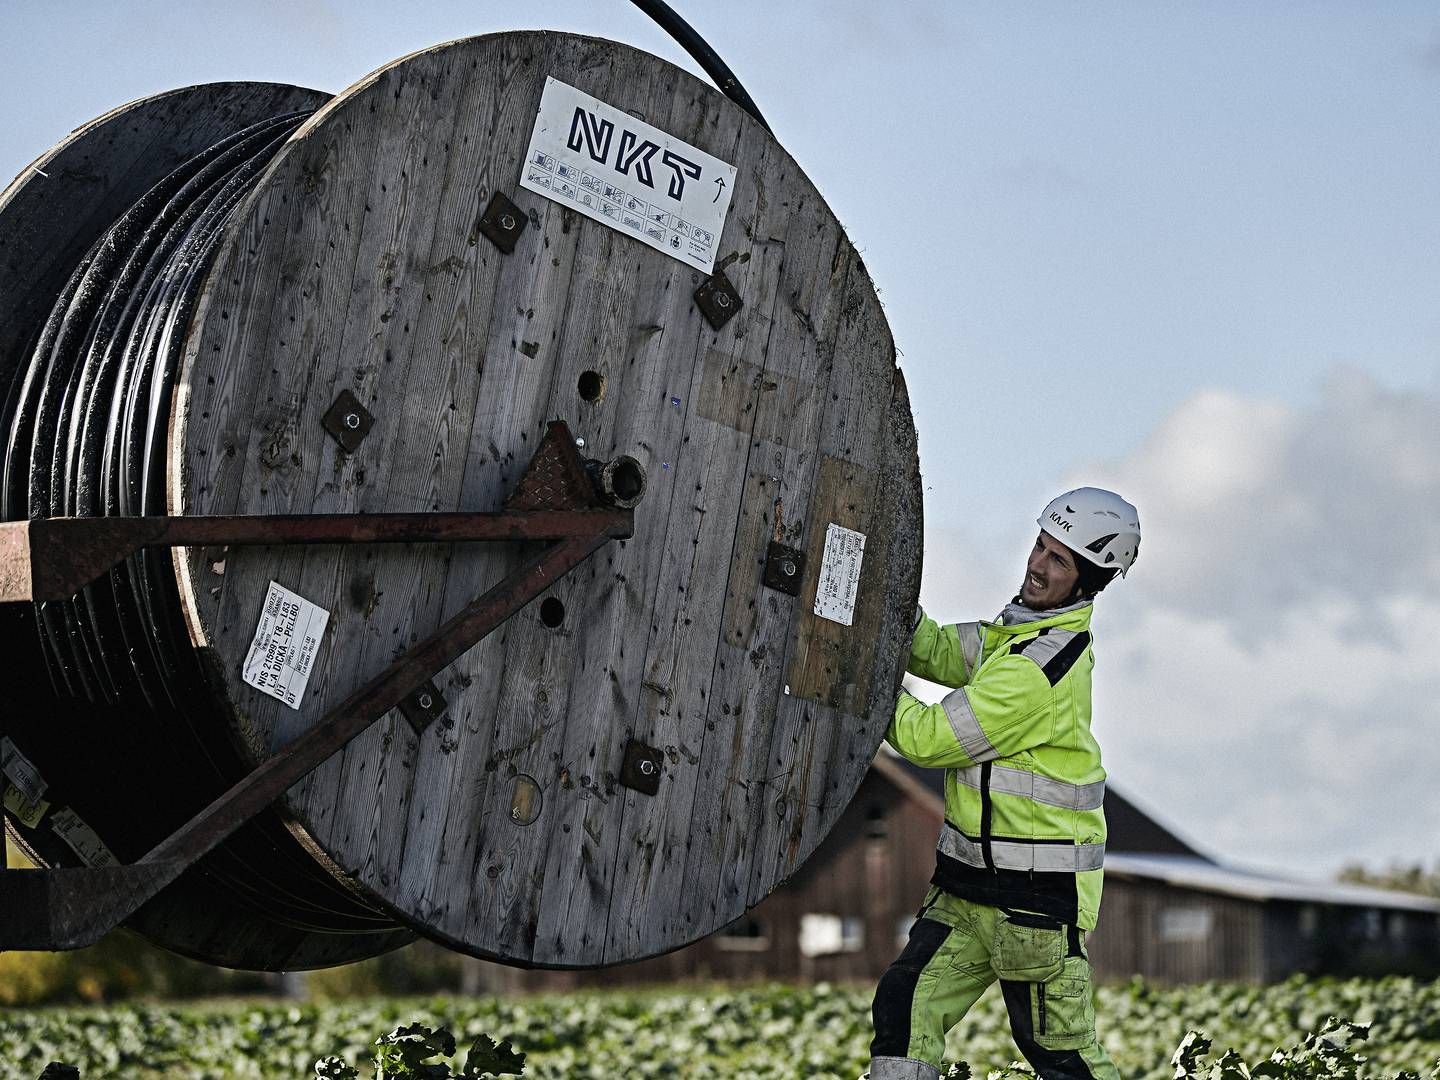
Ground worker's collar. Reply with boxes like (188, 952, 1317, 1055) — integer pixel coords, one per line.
(997, 596, 1093, 626)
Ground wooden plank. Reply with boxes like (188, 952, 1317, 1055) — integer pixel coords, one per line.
(596, 106, 817, 962)
(673, 221, 857, 942)
(410, 33, 620, 961)
(744, 260, 916, 904)
(598, 256, 793, 961)
(519, 48, 716, 968)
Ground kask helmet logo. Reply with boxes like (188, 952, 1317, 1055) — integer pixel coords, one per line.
(1048, 511, 1073, 532)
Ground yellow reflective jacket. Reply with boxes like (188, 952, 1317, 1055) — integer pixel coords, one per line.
(887, 600, 1107, 929)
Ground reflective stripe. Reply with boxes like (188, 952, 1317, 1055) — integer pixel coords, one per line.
(1010, 627, 1090, 686)
(870, 1057, 941, 1080)
(939, 822, 1106, 873)
(1010, 628, 1077, 668)
(952, 765, 1106, 811)
(955, 620, 984, 679)
(941, 687, 998, 763)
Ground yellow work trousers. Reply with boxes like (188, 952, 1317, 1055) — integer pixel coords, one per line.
(868, 888, 1120, 1080)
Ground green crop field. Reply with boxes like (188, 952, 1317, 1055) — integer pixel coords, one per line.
(2, 978, 1438, 1079)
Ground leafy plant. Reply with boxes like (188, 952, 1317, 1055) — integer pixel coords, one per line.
(4, 979, 1440, 1079)
(1170, 1017, 1440, 1080)
(314, 1023, 524, 1080)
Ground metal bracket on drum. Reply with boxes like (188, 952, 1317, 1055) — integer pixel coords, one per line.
(321, 389, 376, 452)
(617, 739, 665, 797)
(477, 190, 529, 254)
(694, 270, 743, 331)
(0, 420, 642, 951)
(762, 541, 806, 597)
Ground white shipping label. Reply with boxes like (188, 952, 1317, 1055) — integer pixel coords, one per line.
(814, 524, 867, 626)
(50, 807, 117, 867)
(242, 581, 331, 710)
(0, 736, 47, 804)
(520, 76, 738, 273)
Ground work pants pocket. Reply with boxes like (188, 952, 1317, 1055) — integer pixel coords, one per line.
(1030, 955, 1096, 1051)
(990, 910, 1065, 982)
(992, 911, 1096, 1052)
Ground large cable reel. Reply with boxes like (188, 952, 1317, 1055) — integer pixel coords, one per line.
(0, 31, 921, 970)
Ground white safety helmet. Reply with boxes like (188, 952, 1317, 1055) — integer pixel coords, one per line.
(1038, 487, 1141, 577)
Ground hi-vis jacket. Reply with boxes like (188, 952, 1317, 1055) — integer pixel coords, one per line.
(887, 600, 1108, 930)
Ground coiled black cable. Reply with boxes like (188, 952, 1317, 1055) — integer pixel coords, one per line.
(1, 112, 409, 949)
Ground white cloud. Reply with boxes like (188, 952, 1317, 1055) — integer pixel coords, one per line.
(915, 370, 1440, 879)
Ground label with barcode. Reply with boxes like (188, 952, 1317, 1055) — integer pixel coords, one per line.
(50, 807, 118, 867)
(242, 581, 331, 710)
(814, 523, 866, 626)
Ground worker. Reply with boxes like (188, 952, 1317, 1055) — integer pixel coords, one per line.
(865, 488, 1140, 1080)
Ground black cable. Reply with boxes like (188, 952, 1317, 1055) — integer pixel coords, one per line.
(628, 0, 772, 133)
(2, 112, 409, 948)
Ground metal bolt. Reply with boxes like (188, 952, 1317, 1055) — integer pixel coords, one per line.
(499, 213, 517, 231)
(417, 692, 433, 711)
(781, 559, 797, 577)
(639, 758, 656, 777)
(344, 412, 361, 430)
(575, 437, 586, 449)
(715, 292, 733, 309)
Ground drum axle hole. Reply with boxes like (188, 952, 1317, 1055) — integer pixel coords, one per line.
(602, 456, 647, 508)
(540, 597, 565, 628)
(577, 370, 605, 402)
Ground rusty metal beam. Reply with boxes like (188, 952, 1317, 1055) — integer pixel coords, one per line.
(0, 509, 632, 603)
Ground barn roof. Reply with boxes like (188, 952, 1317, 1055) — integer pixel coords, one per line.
(1104, 853, 1440, 913)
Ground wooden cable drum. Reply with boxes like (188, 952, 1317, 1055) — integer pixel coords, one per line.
(3, 31, 921, 970)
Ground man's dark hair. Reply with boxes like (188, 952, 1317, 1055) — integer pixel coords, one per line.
(1075, 558, 1119, 598)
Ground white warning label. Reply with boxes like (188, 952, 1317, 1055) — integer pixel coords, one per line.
(520, 76, 738, 273)
(0, 736, 47, 805)
(814, 524, 866, 626)
(50, 806, 117, 867)
(242, 581, 330, 710)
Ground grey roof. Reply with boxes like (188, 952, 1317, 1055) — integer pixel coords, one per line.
(1105, 853, 1440, 914)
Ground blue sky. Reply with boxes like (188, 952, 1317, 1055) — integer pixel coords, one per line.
(3, 2, 1437, 881)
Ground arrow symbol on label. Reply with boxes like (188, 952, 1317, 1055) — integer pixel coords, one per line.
(713, 176, 726, 203)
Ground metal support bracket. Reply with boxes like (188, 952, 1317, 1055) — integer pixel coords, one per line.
(398, 681, 447, 735)
(321, 389, 375, 452)
(478, 190, 528, 253)
(618, 739, 664, 796)
(763, 541, 806, 597)
(0, 420, 639, 951)
(694, 270, 743, 330)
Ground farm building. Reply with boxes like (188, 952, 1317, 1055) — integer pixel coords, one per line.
(462, 748, 1440, 990)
